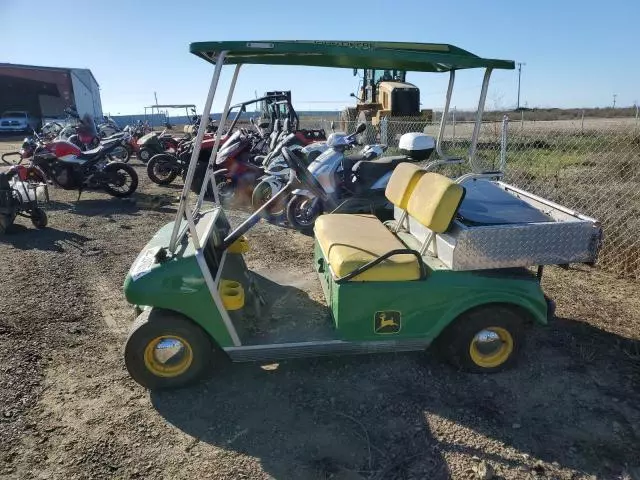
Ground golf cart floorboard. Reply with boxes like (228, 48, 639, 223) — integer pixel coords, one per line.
(236, 266, 336, 346)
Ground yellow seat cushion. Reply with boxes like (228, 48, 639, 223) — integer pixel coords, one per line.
(385, 163, 425, 209)
(315, 214, 420, 282)
(407, 173, 464, 233)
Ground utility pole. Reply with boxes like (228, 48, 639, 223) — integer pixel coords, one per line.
(516, 62, 526, 110)
(613, 93, 617, 108)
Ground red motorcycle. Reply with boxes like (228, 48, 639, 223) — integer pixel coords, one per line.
(44, 138, 138, 199)
(1, 134, 52, 201)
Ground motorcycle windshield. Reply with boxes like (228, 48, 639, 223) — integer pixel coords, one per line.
(79, 114, 98, 137)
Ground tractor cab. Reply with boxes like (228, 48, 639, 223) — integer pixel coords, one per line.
(123, 41, 601, 390)
(348, 68, 429, 126)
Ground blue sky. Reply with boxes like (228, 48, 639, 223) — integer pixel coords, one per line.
(1, 0, 638, 114)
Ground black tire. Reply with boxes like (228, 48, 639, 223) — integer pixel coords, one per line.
(124, 310, 214, 390)
(216, 176, 236, 203)
(434, 305, 526, 373)
(30, 208, 48, 229)
(102, 162, 138, 197)
(138, 148, 152, 163)
(251, 180, 286, 221)
(108, 146, 130, 163)
(286, 194, 322, 234)
(147, 154, 179, 185)
(0, 214, 15, 234)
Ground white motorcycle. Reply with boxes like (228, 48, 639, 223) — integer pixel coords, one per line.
(285, 124, 436, 233)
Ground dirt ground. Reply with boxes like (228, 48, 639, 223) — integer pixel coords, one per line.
(1, 151, 640, 480)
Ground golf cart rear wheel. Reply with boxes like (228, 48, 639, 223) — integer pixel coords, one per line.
(31, 208, 48, 229)
(124, 310, 214, 390)
(436, 305, 525, 373)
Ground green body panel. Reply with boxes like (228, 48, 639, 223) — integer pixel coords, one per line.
(314, 241, 547, 343)
(123, 214, 547, 351)
(189, 41, 515, 72)
(123, 220, 234, 347)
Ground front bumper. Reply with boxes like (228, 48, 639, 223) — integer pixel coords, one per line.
(0, 126, 28, 132)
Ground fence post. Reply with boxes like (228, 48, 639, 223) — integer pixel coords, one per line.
(500, 114, 509, 172)
(452, 108, 456, 147)
(380, 117, 388, 146)
(520, 110, 524, 130)
(581, 109, 585, 135)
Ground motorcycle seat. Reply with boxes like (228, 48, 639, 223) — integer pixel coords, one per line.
(102, 133, 125, 141)
(101, 138, 122, 148)
(76, 145, 105, 161)
(341, 153, 366, 173)
(352, 156, 409, 183)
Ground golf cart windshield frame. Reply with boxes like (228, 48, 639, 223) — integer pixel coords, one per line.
(225, 93, 299, 133)
(144, 104, 197, 127)
(169, 41, 515, 255)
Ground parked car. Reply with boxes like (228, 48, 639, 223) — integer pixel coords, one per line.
(0, 111, 39, 133)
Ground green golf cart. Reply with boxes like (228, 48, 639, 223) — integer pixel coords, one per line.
(122, 41, 602, 390)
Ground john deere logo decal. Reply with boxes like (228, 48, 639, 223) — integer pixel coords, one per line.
(374, 311, 401, 334)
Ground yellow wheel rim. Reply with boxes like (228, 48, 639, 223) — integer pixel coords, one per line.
(143, 335, 193, 378)
(469, 327, 514, 368)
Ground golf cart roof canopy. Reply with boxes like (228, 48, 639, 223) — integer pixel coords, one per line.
(146, 104, 196, 109)
(189, 40, 514, 72)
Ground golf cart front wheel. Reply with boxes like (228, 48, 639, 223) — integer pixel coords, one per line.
(436, 305, 525, 373)
(124, 310, 215, 390)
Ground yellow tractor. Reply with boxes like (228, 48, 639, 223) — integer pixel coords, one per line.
(342, 69, 433, 129)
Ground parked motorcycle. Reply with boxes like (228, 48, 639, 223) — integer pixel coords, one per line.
(97, 116, 121, 138)
(251, 136, 328, 219)
(136, 129, 181, 163)
(285, 126, 434, 233)
(146, 116, 257, 186)
(44, 138, 138, 198)
(1, 134, 52, 202)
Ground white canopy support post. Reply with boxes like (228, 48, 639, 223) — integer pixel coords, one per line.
(169, 51, 228, 253)
(196, 63, 242, 213)
(436, 70, 455, 159)
(468, 67, 493, 173)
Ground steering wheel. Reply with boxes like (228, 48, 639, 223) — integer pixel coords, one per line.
(281, 147, 327, 199)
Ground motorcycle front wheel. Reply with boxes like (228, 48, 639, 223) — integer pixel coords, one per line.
(251, 180, 286, 222)
(286, 194, 322, 234)
(147, 154, 179, 185)
(102, 162, 138, 197)
(138, 148, 152, 163)
(108, 146, 130, 163)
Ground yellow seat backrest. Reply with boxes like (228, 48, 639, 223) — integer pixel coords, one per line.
(406, 173, 465, 233)
(385, 163, 426, 210)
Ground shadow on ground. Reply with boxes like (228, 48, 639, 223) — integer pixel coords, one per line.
(44, 191, 177, 218)
(0, 224, 91, 252)
(151, 277, 640, 479)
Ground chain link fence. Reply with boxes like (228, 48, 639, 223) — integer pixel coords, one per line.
(303, 116, 640, 279)
(2, 115, 639, 279)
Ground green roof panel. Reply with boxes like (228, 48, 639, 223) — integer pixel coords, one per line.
(189, 40, 514, 72)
